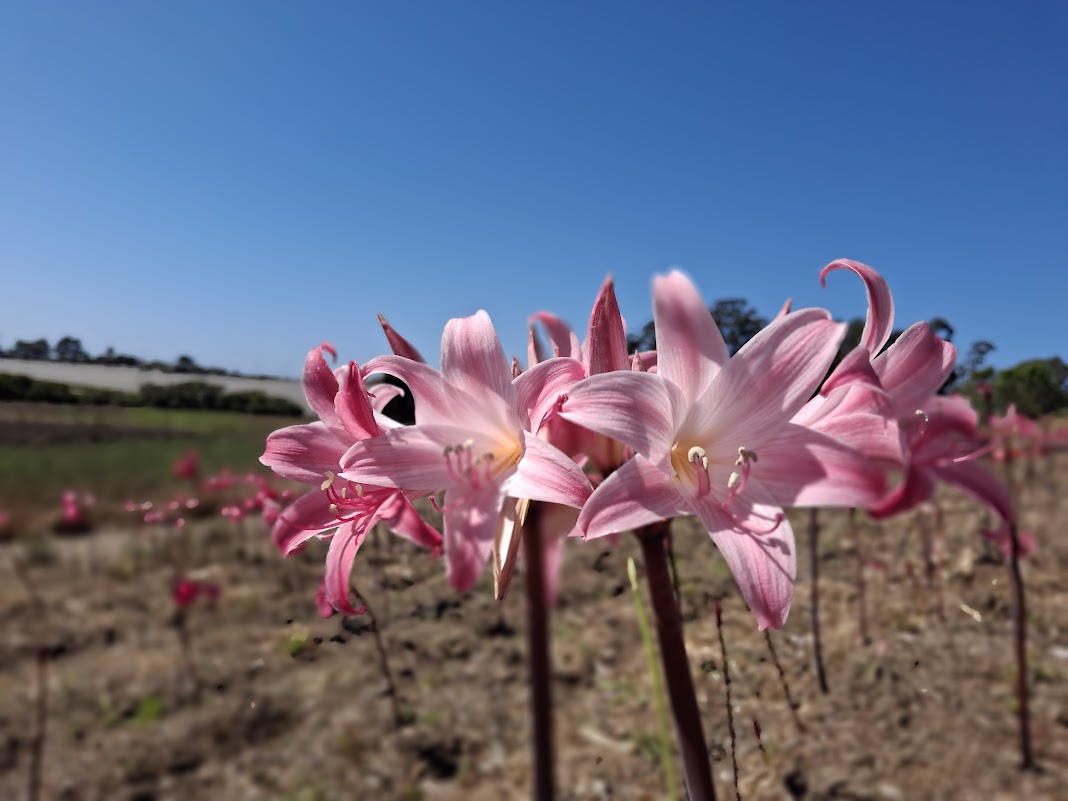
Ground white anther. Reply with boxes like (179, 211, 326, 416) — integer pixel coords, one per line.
(687, 445, 709, 470)
(329, 503, 339, 516)
(735, 446, 758, 466)
(321, 471, 335, 491)
(354, 484, 364, 497)
(728, 471, 741, 490)
(339, 487, 348, 499)
(462, 438, 475, 450)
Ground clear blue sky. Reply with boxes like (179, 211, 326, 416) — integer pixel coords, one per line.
(2, 1, 1065, 378)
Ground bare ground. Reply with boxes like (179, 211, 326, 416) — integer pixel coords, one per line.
(1, 456, 1066, 801)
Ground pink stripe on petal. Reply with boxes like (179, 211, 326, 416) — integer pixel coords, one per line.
(868, 467, 936, 519)
(930, 460, 1013, 523)
(820, 259, 895, 355)
(514, 356, 587, 433)
(441, 311, 516, 408)
(530, 311, 575, 359)
(653, 271, 729, 403)
(559, 371, 685, 471)
(335, 362, 379, 441)
(820, 346, 881, 397)
(685, 310, 845, 447)
(576, 456, 687, 540)
(303, 347, 342, 430)
(753, 423, 889, 508)
(341, 424, 478, 491)
(873, 322, 956, 414)
(382, 495, 443, 552)
(377, 313, 425, 363)
(444, 483, 505, 591)
(261, 422, 348, 485)
(689, 489, 795, 631)
(586, 276, 630, 375)
(271, 489, 338, 555)
(504, 431, 592, 508)
(323, 522, 367, 616)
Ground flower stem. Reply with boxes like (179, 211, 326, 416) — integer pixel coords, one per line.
(714, 602, 740, 801)
(352, 584, 404, 728)
(636, 523, 717, 801)
(850, 509, 871, 645)
(808, 509, 829, 694)
(1000, 435, 1034, 769)
(523, 503, 556, 801)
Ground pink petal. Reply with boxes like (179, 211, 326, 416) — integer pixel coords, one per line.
(261, 422, 348, 485)
(868, 467, 936, 519)
(361, 354, 446, 421)
(683, 310, 846, 447)
(271, 489, 338, 555)
(514, 356, 587, 433)
(503, 431, 592, 508)
(559, 371, 685, 472)
(820, 346, 881, 397)
(585, 276, 630, 375)
(530, 311, 575, 359)
(576, 455, 687, 539)
(381, 494, 443, 552)
(536, 503, 579, 606)
(334, 362, 379, 441)
(368, 383, 406, 412)
(796, 384, 906, 464)
(653, 271, 729, 403)
(323, 522, 367, 615)
(493, 498, 522, 600)
(341, 424, 478, 491)
(873, 322, 956, 414)
(444, 483, 505, 591)
(303, 346, 342, 430)
(929, 460, 1013, 523)
(820, 259, 895, 354)
(689, 487, 796, 631)
(441, 310, 516, 408)
(752, 423, 890, 508)
(378, 313, 425, 363)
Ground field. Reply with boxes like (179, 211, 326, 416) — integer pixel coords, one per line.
(1, 402, 1066, 801)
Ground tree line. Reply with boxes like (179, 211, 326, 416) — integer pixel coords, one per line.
(0, 336, 277, 380)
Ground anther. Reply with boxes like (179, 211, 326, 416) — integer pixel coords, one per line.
(688, 445, 712, 498)
(321, 471, 335, 491)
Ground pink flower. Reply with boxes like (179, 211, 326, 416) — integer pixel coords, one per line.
(820, 260, 1012, 523)
(340, 311, 593, 593)
(559, 271, 886, 629)
(172, 579, 200, 608)
(173, 449, 200, 480)
(261, 346, 444, 614)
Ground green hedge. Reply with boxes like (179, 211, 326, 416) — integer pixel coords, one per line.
(0, 374, 302, 416)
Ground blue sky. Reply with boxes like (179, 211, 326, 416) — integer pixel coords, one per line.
(2, 1, 1065, 378)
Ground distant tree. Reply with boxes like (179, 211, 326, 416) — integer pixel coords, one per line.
(995, 357, 1068, 418)
(928, 316, 955, 343)
(710, 298, 767, 356)
(175, 355, 200, 373)
(8, 338, 50, 360)
(55, 336, 90, 363)
(626, 319, 657, 354)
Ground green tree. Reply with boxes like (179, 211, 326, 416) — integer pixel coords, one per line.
(994, 358, 1068, 418)
(55, 336, 90, 363)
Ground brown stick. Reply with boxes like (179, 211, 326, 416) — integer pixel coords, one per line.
(808, 509, 829, 694)
(715, 602, 741, 801)
(763, 631, 806, 734)
(637, 523, 716, 801)
(352, 584, 403, 728)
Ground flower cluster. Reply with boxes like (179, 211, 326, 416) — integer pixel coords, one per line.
(261, 262, 1013, 630)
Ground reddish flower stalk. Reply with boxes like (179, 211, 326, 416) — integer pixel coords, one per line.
(998, 433, 1035, 770)
(350, 582, 404, 728)
(637, 522, 716, 801)
(807, 509, 829, 694)
(522, 503, 556, 801)
(763, 630, 805, 734)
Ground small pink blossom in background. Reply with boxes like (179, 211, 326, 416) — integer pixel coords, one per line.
(172, 578, 221, 609)
(173, 449, 200, 480)
(54, 490, 93, 533)
(981, 526, 1037, 562)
